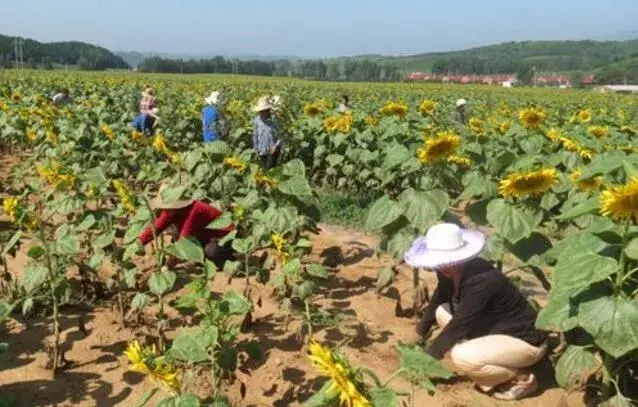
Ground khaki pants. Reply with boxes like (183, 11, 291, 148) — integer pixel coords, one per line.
(436, 304, 547, 387)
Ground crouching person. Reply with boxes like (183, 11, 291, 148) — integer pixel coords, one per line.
(139, 185, 235, 268)
(404, 223, 548, 401)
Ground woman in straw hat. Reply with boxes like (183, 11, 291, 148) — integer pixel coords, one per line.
(404, 223, 547, 401)
(252, 96, 281, 169)
(202, 91, 223, 143)
(132, 107, 160, 137)
(139, 185, 235, 268)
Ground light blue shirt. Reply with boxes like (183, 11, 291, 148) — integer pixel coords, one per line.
(252, 116, 279, 155)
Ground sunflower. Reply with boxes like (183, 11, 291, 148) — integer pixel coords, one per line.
(223, 156, 248, 174)
(416, 131, 461, 164)
(379, 102, 408, 119)
(124, 341, 181, 394)
(324, 112, 354, 134)
(545, 128, 561, 142)
(307, 341, 370, 407)
(11, 93, 21, 103)
(304, 103, 322, 117)
(2, 197, 18, 220)
(600, 178, 638, 222)
(620, 125, 636, 135)
(100, 124, 115, 141)
(152, 134, 168, 154)
(253, 170, 278, 189)
(518, 107, 547, 129)
(499, 168, 558, 199)
(577, 110, 592, 123)
(569, 169, 603, 192)
(131, 130, 145, 144)
(418, 99, 437, 115)
(364, 116, 378, 127)
(588, 126, 609, 138)
(578, 148, 594, 160)
(498, 121, 511, 135)
(45, 131, 58, 144)
(25, 128, 37, 142)
(112, 180, 136, 214)
(469, 117, 484, 135)
(447, 154, 472, 167)
(271, 233, 290, 264)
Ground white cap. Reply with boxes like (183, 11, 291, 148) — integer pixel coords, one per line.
(456, 99, 467, 107)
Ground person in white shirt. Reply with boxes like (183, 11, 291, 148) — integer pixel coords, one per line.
(52, 88, 72, 106)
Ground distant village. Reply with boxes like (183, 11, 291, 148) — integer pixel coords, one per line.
(405, 72, 596, 88)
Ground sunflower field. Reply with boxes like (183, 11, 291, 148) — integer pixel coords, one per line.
(0, 70, 637, 406)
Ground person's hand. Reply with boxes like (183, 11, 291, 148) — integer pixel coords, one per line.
(270, 145, 278, 155)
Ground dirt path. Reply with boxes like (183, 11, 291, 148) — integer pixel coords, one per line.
(0, 219, 585, 407)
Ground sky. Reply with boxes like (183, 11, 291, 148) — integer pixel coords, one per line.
(1, 0, 637, 58)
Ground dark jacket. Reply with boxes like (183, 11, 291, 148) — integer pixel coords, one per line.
(418, 258, 547, 359)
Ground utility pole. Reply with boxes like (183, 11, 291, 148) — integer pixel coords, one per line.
(14, 37, 25, 70)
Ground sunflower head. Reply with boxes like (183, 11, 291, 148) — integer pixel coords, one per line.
(577, 110, 592, 123)
(380, 102, 408, 119)
(469, 117, 484, 135)
(2, 197, 18, 220)
(304, 103, 322, 117)
(518, 107, 547, 129)
(569, 169, 603, 192)
(223, 156, 248, 173)
(600, 178, 638, 222)
(364, 116, 378, 127)
(447, 154, 472, 168)
(418, 99, 437, 115)
(588, 126, 609, 138)
(417, 131, 461, 164)
(498, 121, 511, 135)
(499, 168, 558, 199)
(546, 128, 561, 142)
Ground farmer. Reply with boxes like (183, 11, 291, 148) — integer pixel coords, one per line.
(139, 87, 157, 114)
(139, 185, 235, 268)
(452, 98, 468, 124)
(405, 223, 548, 401)
(252, 96, 281, 169)
(132, 107, 160, 137)
(202, 91, 222, 142)
(337, 95, 350, 112)
(52, 88, 72, 106)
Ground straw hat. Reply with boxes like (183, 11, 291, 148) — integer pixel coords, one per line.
(404, 223, 486, 270)
(456, 98, 467, 107)
(149, 184, 193, 210)
(253, 96, 273, 112)
(143, 87, 155, 97)
(205, 91, 222, 105)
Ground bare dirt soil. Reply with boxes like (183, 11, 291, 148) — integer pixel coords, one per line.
(0, 157, 585, 407)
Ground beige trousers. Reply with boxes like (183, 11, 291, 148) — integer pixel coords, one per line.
(436, 304, 547, 387)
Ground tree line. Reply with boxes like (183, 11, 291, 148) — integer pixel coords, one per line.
(0, 34, 129, 70)
(137, 56, 404, 81)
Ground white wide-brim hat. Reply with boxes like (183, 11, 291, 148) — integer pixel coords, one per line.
(253, 96, 273, 112)
(205, 91, 221, 105)
(456, 98, 467, 107)
(404, 223, 486, 270)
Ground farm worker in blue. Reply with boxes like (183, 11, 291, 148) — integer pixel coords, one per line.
(202, 91, 222, 142)
(132, 107, 160, 136)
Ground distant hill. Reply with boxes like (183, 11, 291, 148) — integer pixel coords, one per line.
(0, 34, 129, 70)
(117, 51, 299, 67)
(326, 39, 638, 73)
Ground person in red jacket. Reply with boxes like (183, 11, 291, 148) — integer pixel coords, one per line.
(139, 187, 235, 268)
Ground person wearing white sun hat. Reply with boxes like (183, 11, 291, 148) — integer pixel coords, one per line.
(252, 96, 282, 169)
(452, 98, 468, 125)
(404, 223, 548, 401)
(202, 91, 223, 143)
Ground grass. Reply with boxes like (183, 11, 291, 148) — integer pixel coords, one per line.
(313, 189, 379, 228)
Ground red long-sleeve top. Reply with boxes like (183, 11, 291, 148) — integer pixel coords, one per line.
(139, 200, 234, 246)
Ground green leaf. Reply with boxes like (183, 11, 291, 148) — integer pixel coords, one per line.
(148, 269, 176, 296)
(578, 294, 638, 358)
(160, 185, 187, 204)
(170, 328, 218, 363)
(94, 232, 115, 249)
(555, 346, 599, 390)
(156, 393, 200, 407)
(536, 289, 579, 332)
(400, 189, 448, 231)
(26, 246, 45, 260)
(218, 230, 237, 246)
(166, 237, 204, 264)
(365, 195, 405, 231)
(306, 263, 329, 279)
(302, 381, 339, 407)
(1, 231, 22, 256)
(278, 175, 313, 198)
(507, 232, 552, 263)
(622, 160, 638, 181)
(397, 343, 454, 381)
(558, 196, 600, 220)
(540, 193, 560, 211)
(243, 341, 262, 360)
(124, 268, 138, 288)
(624, 237, 638, 260)
(207, 212, 233, 230)
(130, 293, 150, 310)
(581, 152, 625, 179)
(600, 393, 634, 407)
(123, 241, 143, 261)
(54, 225, 80, 255)
(486, 199, 541, 243)
(295, 238, 313, 249)
(284, 258, 302, 279)
(231, 238, 253, 254)
(20, 264, 47, 295)
(282, 159, 307, 178)
(75, 214, 97, 232)
(221, 291, 251, 316)
(124, 222, 146, 245)
(545, 232, 608, 264)
(295, 280, 316, 301)
(369, 388, 399, 407)
(204, 260, 217, 280)
(376, 267, 395, 292)
(553, 252, 617, 296)
(383, 143, 412, 170)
